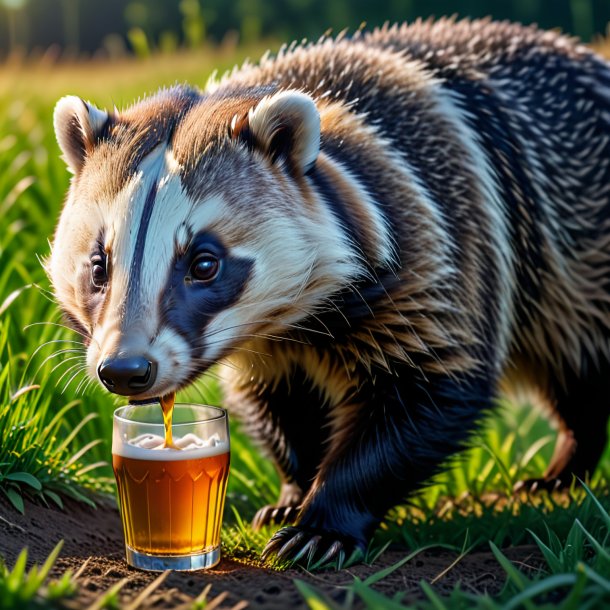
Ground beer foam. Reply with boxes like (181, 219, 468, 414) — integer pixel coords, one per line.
(113, 432, 229, 460)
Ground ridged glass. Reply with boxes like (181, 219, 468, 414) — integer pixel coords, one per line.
(112, 403, 230, 571)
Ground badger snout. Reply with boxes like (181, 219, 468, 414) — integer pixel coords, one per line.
(97, 356, 157, 396)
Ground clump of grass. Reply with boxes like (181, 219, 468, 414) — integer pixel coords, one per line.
(0, 541, 77, 609)
(0, 317, 113, 514)
(0, 82, 117, 509)
(294, 484, 610, 609)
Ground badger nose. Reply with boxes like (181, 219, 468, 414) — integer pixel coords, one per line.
(97, 356, 157, 395)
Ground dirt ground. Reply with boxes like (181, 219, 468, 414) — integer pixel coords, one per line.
(0, 494, 542, 609)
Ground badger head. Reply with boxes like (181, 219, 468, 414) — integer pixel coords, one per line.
(48, 85, 374, 400)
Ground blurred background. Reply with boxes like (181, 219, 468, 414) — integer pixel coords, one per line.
(1, 0, 609, 60)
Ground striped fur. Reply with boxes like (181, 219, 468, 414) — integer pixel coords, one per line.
(49, 19, 610, 563)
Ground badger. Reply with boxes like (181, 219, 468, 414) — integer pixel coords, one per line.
(48, 18, 610, 567)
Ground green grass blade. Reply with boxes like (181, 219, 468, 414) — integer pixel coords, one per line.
(293, 579, 343, 610)
(581, 481, 610, 530)
(366, 540, 392, 565)
(63, 439, 103, 468)
(53, 413, 99, 460)
(51, 482, 96, 508)
(579, 562, 610, 592)
(37, 541, 65, 583)
(502, 573, 577, 610)
(479, 443, 514, 490)
(489, 541, 532, 600)
(74, 461, 108, 477)
(575, 519, 610, 566)
(5, 548, 28, 592)
(352, 578, 412, 609)
(561, 564, 592, 610)
(527, 528, 562, 573)
(419, 579, 449, 610)
(42, 490, 64, 509)
(40, 400, 81, 444)
(363, 544, 446, 586)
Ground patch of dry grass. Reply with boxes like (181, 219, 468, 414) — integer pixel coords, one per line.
(592, 31, 610, 58)
(0, 42, 271, 107)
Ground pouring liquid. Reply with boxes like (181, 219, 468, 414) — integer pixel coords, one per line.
(160, 392, 178, 449)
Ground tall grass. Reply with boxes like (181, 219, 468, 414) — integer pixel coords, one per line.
(0, 47, 269, 507)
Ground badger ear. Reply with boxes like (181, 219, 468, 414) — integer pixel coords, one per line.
(53, 96, 110, 173)
(232, 90, 320, 175)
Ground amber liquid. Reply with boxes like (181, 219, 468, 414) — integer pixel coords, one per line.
(113, 451, 230, 555)
(160, 393, 177, 448)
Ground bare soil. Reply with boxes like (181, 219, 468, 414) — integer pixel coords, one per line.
(0, 494, 541, 609)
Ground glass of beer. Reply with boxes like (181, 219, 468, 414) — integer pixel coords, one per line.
(112, 402, 230, 571)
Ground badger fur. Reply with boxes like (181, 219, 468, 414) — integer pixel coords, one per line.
(49, 18, 610, 566)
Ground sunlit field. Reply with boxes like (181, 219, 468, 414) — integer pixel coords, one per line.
(2, 40, 610, 608)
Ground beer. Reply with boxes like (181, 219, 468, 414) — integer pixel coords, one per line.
(160, 392, 177, 448)
(112, 403, 230, 570)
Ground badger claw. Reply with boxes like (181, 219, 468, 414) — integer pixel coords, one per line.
(262, 525, 364, 570)
(261, 526, 300, 560)
(514, 477, 566, 493)
(309, 540, 346, 571)
(252, 504, 301, 531)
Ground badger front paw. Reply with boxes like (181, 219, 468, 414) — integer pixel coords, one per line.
(261, 525, 365, 570)
(252, 504, 301, 530)
(513, 476, 569, 493)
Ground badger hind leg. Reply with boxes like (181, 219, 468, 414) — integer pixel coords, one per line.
(517, 358, 610, 491)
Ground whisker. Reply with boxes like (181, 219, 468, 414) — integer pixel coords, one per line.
(204, 332, 310, 348)
(31, 338, 83, 357)
(75, 373, 93, 395)
(229, 345, 271, 359)
(293, 251, 317, 303)
(25, 338, 85, 373)
(61, 366, 89, 395)
(212, 360, 241, 373)
(204, 308, 334, 345)
(24, 321, 88, 339)
(191, 381, 216, 405)
(55, 363, 88, 388)
(78, 376, 97, 397)
(49, 355, 86, 375)
(30, 283, 57, 305)
(189, 356, 243, 375)
(34, 348, 86, 376)
(202, 319, 266, 340)
(85, 378, 98, 395)
(199, 369, 224, 383)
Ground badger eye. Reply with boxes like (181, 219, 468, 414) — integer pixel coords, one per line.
(190, 253, 220, 283)
(91, 254, 107, 289)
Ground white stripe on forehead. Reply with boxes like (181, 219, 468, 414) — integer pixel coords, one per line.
(101, 144, 174, 339)
(106, 142, 232, 338)
(138, 185, 228, 312)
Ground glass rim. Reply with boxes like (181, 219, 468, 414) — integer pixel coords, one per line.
(113, 402, 227, 427)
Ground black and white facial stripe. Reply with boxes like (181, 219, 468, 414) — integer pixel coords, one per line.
(159, 232, 254, 360)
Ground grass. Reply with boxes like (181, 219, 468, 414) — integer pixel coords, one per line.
(292, 484, 610, 609)
(0, 542, 77, 610)
(0, 39, 610, 608)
